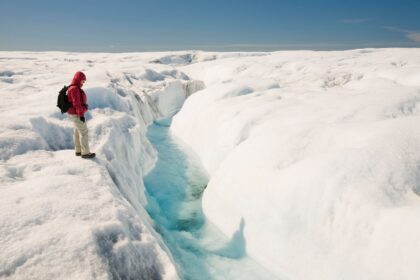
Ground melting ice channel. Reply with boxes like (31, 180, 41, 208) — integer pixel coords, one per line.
(144, 117, 278, 280)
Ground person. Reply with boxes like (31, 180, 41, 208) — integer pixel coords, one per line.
(67, 71, 96, 159)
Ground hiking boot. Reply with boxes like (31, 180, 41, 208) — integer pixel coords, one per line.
(81, 153, 96, 159)
(75, 152, 81, 156)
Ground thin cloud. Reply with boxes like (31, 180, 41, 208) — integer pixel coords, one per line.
(383, 26, 399, 32)
(384, 26, 420, 43)
(338, 18, 371, 24)
(406, 32, 420, 43)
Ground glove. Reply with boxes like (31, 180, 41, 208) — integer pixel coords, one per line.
(80, 116, 85, 123)
(84, 104, 89, 110)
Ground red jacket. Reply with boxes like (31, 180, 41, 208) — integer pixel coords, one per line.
(67, 71, 88, 117)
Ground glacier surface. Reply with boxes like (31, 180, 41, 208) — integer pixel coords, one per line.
(1, 49, 420, 279)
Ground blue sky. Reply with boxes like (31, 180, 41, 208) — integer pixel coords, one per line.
(1, 0, 419, 51)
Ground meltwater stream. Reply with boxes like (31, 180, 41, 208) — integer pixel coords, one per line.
(144, 118, 278, 280)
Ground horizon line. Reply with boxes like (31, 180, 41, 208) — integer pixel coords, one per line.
(1, 42, 420, 53)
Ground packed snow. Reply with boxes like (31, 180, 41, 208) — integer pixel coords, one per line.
(172, 48, 420, 279)
(1, 49, 420, 280)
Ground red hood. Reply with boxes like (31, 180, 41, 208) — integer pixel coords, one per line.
(71, 71, 86, 87)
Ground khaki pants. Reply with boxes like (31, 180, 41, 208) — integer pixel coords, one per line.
(68, 115, 90, 155)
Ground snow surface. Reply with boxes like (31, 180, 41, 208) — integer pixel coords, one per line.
(1, 49, 420, 280)
(171, 48, 420, 279)
(0, 51, 205, 279)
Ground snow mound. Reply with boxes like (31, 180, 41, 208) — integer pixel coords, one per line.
(87, 87, 129, 111)
(150, 53, 197, 66)
(172, 48, 420, 280)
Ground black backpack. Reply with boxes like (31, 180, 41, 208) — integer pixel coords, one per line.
(57, 85, 71, 113)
